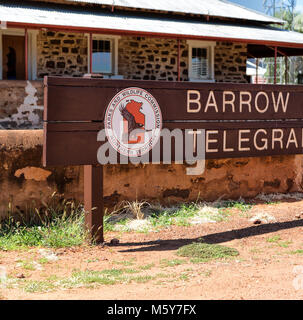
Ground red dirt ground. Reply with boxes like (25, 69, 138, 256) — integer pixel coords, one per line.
(1, 200, 303, 300)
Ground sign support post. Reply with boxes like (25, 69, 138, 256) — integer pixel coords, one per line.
(84, 165, 104, 244)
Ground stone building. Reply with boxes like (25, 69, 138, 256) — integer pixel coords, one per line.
(1, 0, 303, 216)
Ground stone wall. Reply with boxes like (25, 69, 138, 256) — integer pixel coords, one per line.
(215, 42, 248, 83)
(118, 37, 248, 83)
(118, 37, 188, 81)
(37, 30, 88, 78)
(0, 130, 303, 220)
(36, 33, 249, 83)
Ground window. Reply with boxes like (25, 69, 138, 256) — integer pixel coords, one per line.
(88, 35, 120, 76)
(92, 39, 112, 74)
(187, 40, 215, 82)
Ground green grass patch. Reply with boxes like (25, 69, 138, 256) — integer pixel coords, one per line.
(139, 263, 155, 271)
(22, 267, 153, 292)
(68, 270, 119, 286)
(149, 204, 199, 229)
(200, 270, 212, 277)
(250, 248, 263, 254)
(267, 235, 282, 243)
(0, 197, 88, 250)
(289, 249, 303, 255)
(265, 201, 281, 205)
(103, 200, 253, 233)
(24, 280, 56, 293)
(130, 275, 154, 283)
(266, 236, 292, 248)
(86, 258, 100, 264)
(177, 242, 239, 262)
(112, 258, 136, 266)
(278, 241, 292, 248)
(16, 260, 36, 271)
(38, 257, 50, 265)
(160, 259, 187, 267)
(179, 274, 190, 281)
(215, 200, 252, 212)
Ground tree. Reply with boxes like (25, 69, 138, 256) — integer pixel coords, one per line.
(294, 13, 303, 32)
(264, 8, 303, 84)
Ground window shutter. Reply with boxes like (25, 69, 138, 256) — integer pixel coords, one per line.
(192, 57, 208, 78)
(192, 47, 209, 79)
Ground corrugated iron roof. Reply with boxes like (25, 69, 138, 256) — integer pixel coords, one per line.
(1, 1, 302, 49)
(65, 0, 284, 24)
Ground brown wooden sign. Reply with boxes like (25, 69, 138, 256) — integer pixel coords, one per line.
(44, 77, 303, 166)
(43, 76, 303, 242)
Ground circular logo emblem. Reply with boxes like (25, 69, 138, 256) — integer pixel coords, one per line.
(105, 87, 162, 157)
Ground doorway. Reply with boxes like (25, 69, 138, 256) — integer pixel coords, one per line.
(2, 35, 25, 80)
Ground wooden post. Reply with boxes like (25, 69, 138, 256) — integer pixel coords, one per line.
(256, 58, 259, 84)
(274, 46, 277, 84)
(285, 55, 288, 84)
(89, 33, 93, 74)
(25, 28, 28, 80)
(177, 39, 181, 81)
(84, 165, 104, 244)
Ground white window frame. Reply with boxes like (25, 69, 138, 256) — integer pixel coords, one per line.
(187, 40, 215, 82)
(0, 28, 38, 80)
(87, 34, 120, 76)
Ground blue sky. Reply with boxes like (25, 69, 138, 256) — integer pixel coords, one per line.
(229, 0, 303, 14)
(297, 0, 303, 12)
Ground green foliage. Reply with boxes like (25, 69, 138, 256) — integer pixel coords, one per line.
(267, 235, 282, 243)
(0, 195, 88, 250)
(148, 204, 199, 229)
(294, 13, 303, 33)
(113, 258, 136, 266)
(274, 9, 296, 30)
(160, 259, 187, 267)
(103, 199, 253, 233)
(289, 249, 303, 255)
(139, 263, 155, 270)
(24, 280, 57, 293)
(215, 200, 252, 212)
(263, 9, 303, 85)
(22, 267, 153, 292)
(266, 235, 292, 248)
(177, 242, 239, 262)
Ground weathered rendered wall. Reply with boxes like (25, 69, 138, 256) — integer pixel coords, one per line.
(0, 130, 302, 219)
(0, 81, 44, 129)
(0, 130, 82, 219)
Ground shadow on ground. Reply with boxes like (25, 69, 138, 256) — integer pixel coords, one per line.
(112, 219, 303, 253)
